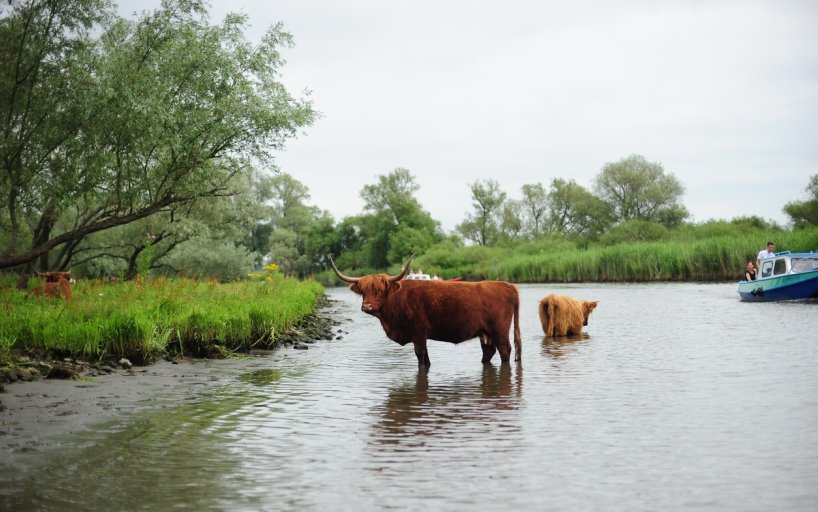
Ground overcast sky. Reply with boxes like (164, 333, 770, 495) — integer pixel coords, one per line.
(119, 0, 818, 231)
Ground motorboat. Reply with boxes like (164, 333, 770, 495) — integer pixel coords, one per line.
(738, 251, 818, 301)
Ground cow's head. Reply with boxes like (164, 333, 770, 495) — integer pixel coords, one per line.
(38, 271, 70, 283)
(330, 254, 414, 316)
(582, 300, 598, 326)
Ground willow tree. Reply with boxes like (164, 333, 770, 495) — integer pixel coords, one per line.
(519, 183, 549, 238)
(262, 173, 331, 277)
(593, 155, 688, 227)
(548, 178, 613, 239)
(0, 0, 315, 272)
(457, 179, 506, 246)
(358, 168, 442, 266)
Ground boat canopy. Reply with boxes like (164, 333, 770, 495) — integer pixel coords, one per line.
(759, 253, 818, 278)
(791, 255, 818, 273)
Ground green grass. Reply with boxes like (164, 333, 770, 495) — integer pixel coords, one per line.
(404, 227, 818, 283)
(498, 229, 818, 282)
(0, 276, 324, 364)
(296, 227, 818, 286)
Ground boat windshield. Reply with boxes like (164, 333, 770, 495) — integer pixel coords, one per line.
(791, 256, 818, 274)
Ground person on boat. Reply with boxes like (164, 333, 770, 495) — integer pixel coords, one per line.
(756, 241, 775, 271)
(744, 261, 757, 281)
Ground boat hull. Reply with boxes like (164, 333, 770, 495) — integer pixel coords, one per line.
(738, 270, 818, 302)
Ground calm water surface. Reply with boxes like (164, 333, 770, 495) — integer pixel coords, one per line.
(2, 283, 817, 511)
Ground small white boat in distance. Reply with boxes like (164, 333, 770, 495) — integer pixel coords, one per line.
(404, 268, 441, 281)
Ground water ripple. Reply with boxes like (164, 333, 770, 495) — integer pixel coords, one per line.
(2, 284, 817, 511)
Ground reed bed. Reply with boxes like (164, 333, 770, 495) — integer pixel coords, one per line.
(320, 229, 818, 284)
(498, 229, 818, 282)
(0, 276, 324, 363)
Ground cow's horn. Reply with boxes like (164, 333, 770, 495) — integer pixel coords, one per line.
(329, 255, 359, 283)
(389, 253, 415, 282)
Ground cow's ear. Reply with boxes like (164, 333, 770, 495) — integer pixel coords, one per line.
(588, 301, 598, 310)
(350, 283, 362, 294)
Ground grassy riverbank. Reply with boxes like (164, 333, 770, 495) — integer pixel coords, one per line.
(318, 227, 818, 284)
(498, 229, 818, 282)
(0, 276, 326, 366)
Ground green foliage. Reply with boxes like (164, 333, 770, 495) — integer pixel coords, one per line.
(668, 217, 777, 241)
(387, 226, 437, 264)
(547, 178, 614, 239)
(336, 168, 443, 268)
(0, 276, 324, 363)
(594, 154, 689, 227)
(136, 243, 154, 279)
(784, 174, 818, 228)
(415, 241, 513, 280)
(457, 179, 507, 246)
(0, 0, 315, 271)
(600, 220, 669, 245)
(267, 165, 815, 282)
(473, 227, 818, 282)
(258, 172, 331, 276)
(393, 226, 817, 283)
(498, 199, 524, 243)
(69, 170, 318, 280)
(301, 212, 341, 273)
(519, 183, 549, 238)
(165, 240, 257, 281)
(360, 168, 421, 224)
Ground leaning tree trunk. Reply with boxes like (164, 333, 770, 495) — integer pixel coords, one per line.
(124, 245, 145, 281)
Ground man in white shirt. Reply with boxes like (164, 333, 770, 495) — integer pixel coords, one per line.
(756, 241, 776, 274)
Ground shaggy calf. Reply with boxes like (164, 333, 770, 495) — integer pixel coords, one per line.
(538, 294, 598, 337)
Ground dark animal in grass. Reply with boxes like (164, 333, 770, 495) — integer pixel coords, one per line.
(32, 271, 73, 300)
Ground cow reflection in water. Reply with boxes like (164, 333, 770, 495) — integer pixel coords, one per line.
(371, 364, 523, 445)
(541, 333, 590, 360)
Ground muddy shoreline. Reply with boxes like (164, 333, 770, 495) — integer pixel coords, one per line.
(0, 302, 342, 456)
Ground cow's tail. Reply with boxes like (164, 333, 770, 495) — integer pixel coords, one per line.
(513, 292, 522, 362)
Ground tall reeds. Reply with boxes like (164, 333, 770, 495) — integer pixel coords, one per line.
(403, 227, 818, 283)
(498, 229, 818, 282)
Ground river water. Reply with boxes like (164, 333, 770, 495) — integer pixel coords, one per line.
(2, 283, 817, 511)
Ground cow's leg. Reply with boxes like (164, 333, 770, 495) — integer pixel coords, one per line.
(480, 336, 497, 364)
(496, 335, 512, 363)
(413, 339, 431, 368)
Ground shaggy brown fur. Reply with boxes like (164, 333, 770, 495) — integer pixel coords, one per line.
(32, 271, 73, 300)
(538, 294, 597, 337)
(344, 273, 522, 367)
(332, 254, 521, 367)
